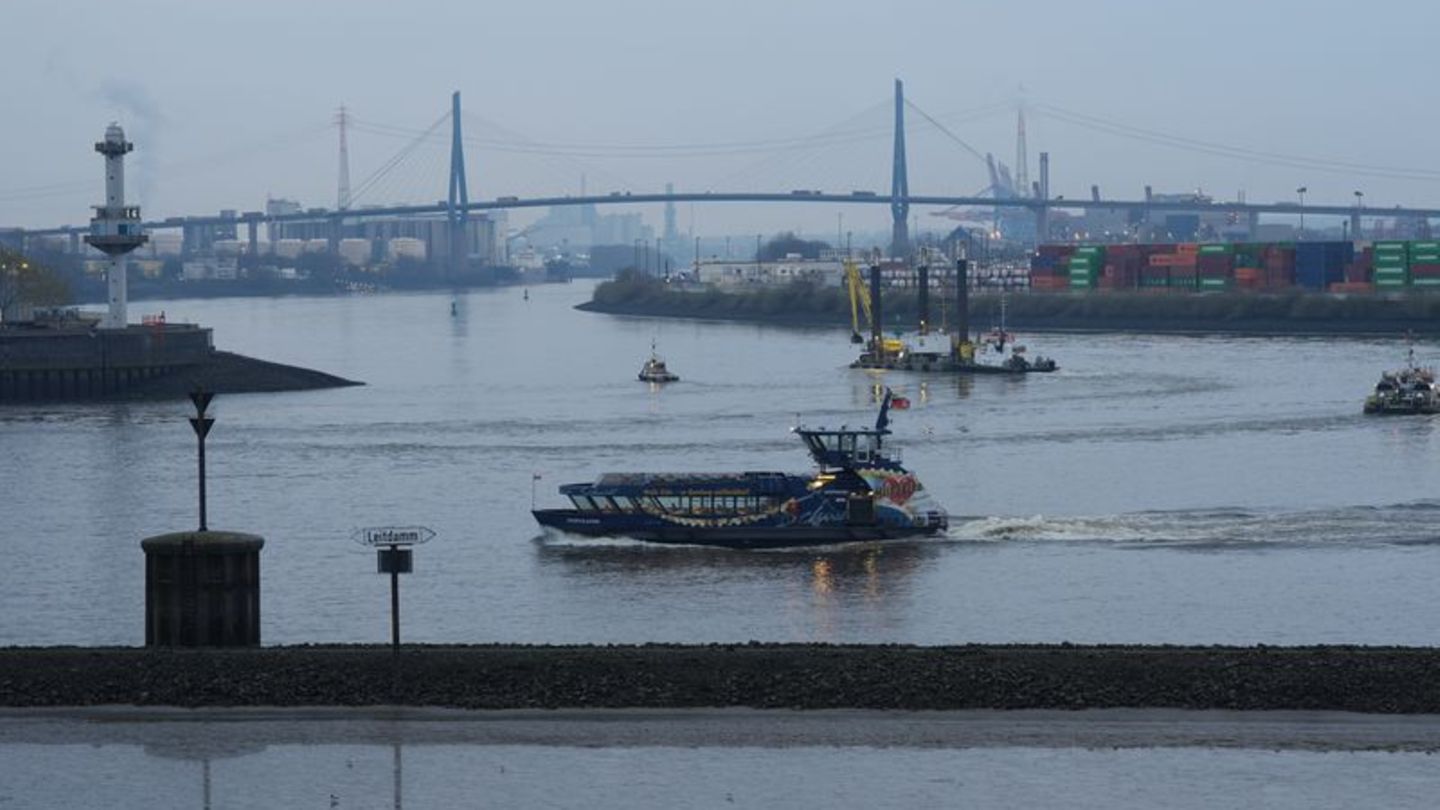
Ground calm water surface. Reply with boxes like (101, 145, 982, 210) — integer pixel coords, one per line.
(5, 741, 1439, 809)
(3, 282, 1439, 646)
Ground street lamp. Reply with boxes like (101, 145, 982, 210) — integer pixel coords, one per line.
(1296, 187, 1308, 240)
(1354, 191, 1365, 240)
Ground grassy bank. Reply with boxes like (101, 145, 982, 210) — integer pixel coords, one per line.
(583, 276, 1440, 335)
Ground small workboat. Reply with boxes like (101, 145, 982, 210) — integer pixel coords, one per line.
(1364, 348, 1440, 415)
(638, 340, 679, 383)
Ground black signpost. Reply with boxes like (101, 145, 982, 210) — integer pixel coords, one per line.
(188, 389, 215, 531)
(355, 526, 434, 656)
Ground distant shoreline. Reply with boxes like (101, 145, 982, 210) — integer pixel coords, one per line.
(580, 279, 1440, 338)
(4, 644, 1439, 712)
(578, 299, 1440, 337)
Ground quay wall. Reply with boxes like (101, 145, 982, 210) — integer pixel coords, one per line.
(0, 326, 214, 401)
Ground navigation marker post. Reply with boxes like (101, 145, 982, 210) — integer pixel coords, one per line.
(188, 389, 215, 531)
(353, 526, 435, 655)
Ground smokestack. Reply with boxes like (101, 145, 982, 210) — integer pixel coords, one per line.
(917, 264, 929, 335)
(869, 264, 883, 354)
(1091, 184, 1101, 202)
(954, 259, 969, 352)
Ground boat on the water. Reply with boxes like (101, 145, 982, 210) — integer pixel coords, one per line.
(532, 389, 948, 548)
(638, 340, 679, 383)
(1364, 348, 1440, 415)
(847, 259, 1057, 375)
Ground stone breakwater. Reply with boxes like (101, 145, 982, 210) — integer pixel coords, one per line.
(4, 645, 1440, 712)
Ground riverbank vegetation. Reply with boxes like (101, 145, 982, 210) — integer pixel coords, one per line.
(586, 272, 1440, 334)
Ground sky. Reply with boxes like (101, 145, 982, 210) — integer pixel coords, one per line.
(3, 0, 1439, 238)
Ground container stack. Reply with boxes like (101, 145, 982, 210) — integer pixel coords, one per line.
(1099, 244, 1144, 289)
(1260, 245, 1296, 289)
(1234, 243, 1263, 291)
(1196, 244, 1235, 291)
(1168, 244, 1199, 290)
(1068, 246, 1105, 290)
(1374, 241, 1409, 290)
(1029, 245, 1074, 292)
(1025, 239, 1439, 295)
(1295, 241, 1355, 290)
(1409, 241, 1440, 290)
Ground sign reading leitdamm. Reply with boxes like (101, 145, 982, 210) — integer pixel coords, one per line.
(352, 526, 435, 547)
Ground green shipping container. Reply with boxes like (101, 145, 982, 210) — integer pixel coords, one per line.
(1198, 244, 1234, 254)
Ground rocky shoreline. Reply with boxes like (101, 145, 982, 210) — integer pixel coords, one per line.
(122, 350, 362, 398)
(5, 644, 1440, 712)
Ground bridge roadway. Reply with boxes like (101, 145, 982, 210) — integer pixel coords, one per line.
(18, 192, 1436, 238)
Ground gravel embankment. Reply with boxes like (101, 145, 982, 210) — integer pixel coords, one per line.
(125, 350, 361, 398)
(4, 644, 1440, 711)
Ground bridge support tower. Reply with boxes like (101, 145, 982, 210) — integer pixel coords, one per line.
(447, 91, 470, 281)
(890, 79, 910, 260)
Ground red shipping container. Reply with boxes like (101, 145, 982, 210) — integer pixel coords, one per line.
(1343, 263, 1372, 283)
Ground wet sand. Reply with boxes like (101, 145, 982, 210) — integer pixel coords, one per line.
(4, 706, 1440, 752)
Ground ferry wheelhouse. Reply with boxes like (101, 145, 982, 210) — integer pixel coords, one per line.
(532, 391, 947, 548)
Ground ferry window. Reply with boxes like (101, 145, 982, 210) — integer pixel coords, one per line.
(659, 496, 680, 510)
(571, 496, 596, 511)
(595, 497, 618, 513)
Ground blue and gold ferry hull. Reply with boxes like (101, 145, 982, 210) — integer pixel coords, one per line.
(532, 508, 946, 549)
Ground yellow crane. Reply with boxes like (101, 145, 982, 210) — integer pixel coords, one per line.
(843, 260, 906, 356)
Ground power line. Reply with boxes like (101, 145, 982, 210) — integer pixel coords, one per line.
(1031, 101, 1440, 183)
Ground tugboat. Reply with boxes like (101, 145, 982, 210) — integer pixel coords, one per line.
(1364, 346, 1440, 415)
(532, 389, 948, 548)
(638, 340, 679, 383)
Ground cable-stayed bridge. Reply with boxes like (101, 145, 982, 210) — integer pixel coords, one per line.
(6, 84, 1438, 269)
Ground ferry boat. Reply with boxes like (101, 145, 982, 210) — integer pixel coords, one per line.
(532, 390, 948, 548)
(638, 340, 680, 383)
(1364, 349, 1440, 415)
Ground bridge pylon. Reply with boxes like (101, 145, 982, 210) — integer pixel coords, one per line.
(448, 91, 470, 280)
(890, 79, 910, 260)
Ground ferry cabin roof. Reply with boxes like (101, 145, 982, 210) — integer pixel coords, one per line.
(559, 471, 794, 497)
(794, 426, 901, 470)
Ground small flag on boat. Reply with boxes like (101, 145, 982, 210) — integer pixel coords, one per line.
(891, 395, 911, 410)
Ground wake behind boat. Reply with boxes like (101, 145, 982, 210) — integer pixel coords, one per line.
(532, 389, 948, 548)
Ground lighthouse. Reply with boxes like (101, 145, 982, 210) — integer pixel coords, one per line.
(84, 123, 147, 330)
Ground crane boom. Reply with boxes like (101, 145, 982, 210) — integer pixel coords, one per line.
(844, 260, 874, 343)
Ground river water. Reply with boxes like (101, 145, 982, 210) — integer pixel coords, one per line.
(3, 281, 1439, 647)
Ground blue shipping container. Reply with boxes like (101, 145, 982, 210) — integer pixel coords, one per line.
(1295, 241, 1354, 289)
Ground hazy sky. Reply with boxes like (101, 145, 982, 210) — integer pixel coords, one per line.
(4, 0, 1438, 237)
